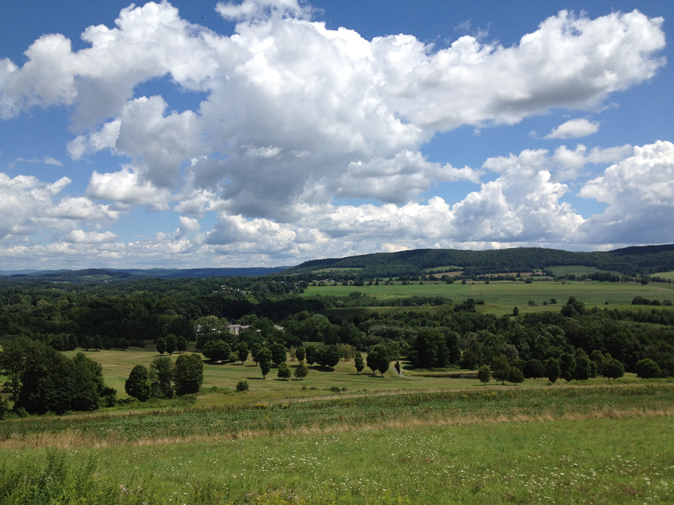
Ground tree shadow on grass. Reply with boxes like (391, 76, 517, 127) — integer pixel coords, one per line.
(246, 377, 266, 380)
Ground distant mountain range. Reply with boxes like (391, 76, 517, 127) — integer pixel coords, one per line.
(2, 244, 674, 283)
(0, 267, 289, 282)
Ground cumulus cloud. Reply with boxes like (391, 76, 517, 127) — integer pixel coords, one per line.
(545, 118, 600, 139)
(579, 141, 674, 243)
(0, 3, 669, 266)
(0, 173, 118, 241)
(0, 4, 665, 220)
(65, 230, 117, 243)
(334, 150, 481, 204)
(86, 167, 173, 210)
(483, 143, 632, 181)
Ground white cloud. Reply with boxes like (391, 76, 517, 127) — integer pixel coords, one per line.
(65, 230, 117, 243)
(483, 143, 633, 181)
(68, 119, 120, 160)
(43, 156, 63, 166)
(579, 141, 674, 243)
(0, 173, 118, 241)
(86, 167, 173, 210)
(0, 4, 665, 221)
(216, 0, 308, 21)
(545, 118, 600, 139)
(0, 4, 670, 267)
(334, 150, 481, 204)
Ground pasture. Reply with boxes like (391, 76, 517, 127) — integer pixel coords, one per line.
(302, 279, 674, 312)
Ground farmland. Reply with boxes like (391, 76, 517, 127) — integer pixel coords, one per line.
(301, 279, 674, 311)
(3, 260, 674, 504)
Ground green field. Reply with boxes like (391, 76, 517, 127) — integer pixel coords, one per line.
(63, 347, 518, 401)
(547, 265, 619, 277)
(2, 386, 673, 504)
(654, 270, 674, 280)
(311, 267, 363, 274)
(302, 279, 674, 311)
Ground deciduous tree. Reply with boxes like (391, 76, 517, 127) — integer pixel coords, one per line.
(173, 354, 204, 395)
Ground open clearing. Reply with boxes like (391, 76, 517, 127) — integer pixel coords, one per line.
(63, 346, 563, 401)
(302, 279, 674, 310)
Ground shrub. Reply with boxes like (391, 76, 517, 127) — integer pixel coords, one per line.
(635, 358, 661, 379)
(236, 380, 249, 392)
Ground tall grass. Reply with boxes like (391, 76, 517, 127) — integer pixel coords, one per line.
(2, 415, 673, 504)
(1, 385, 673, 449)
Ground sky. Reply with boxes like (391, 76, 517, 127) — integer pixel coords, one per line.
(0, 0, 673, 270)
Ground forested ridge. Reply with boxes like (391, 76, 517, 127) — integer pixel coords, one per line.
(287, 244, 674, 277)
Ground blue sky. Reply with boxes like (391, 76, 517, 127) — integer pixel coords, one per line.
(0, 0, 672, 269)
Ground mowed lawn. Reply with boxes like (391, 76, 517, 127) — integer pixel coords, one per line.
(63, 346, 562, 401)
(302, 280, 674, 310)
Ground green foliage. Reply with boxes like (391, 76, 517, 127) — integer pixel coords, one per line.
(294, 360, 309, 379)
(559, 353, 577, 382)
(125, 365, 151, 401)
(304, 345, 317, 365)
(354, 352, 364, 374)
(0, 336, 33, 403)
(173, 354, 204, 395)
(573, 354, 593, 381)
(277, 362, 291, 380)
(410, 328, 450, 369)
(523, 359, 545, 379)
(13, 343, 103, 414)
(156, 337, 167, 355)
(165, 334, 177, 355)
(236, 379, 249, 392)
(236, 341, 249, 364)
(545, 358, 561, 383)
(177, 335, 188, 353)
(635, 358, 661, 379)
(491, 355, 511, 385)
(150, 357, 175, 398)
(477, 365, 491, 384)
(602, 358, 625, 381)
(271, 343, 287, 367)
(203, 340, 232, 362)
(258, 347, 273, 379)
(295, 346, 306, 362)
(508, 366, 524, 384)
(318, 345, 340, 368)
(367, 344, 391, 376)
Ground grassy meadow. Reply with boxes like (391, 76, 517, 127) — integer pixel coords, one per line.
(302, 278, 674, 314)
(62, 347, 509, 401)
(1, 386, 674, 504)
